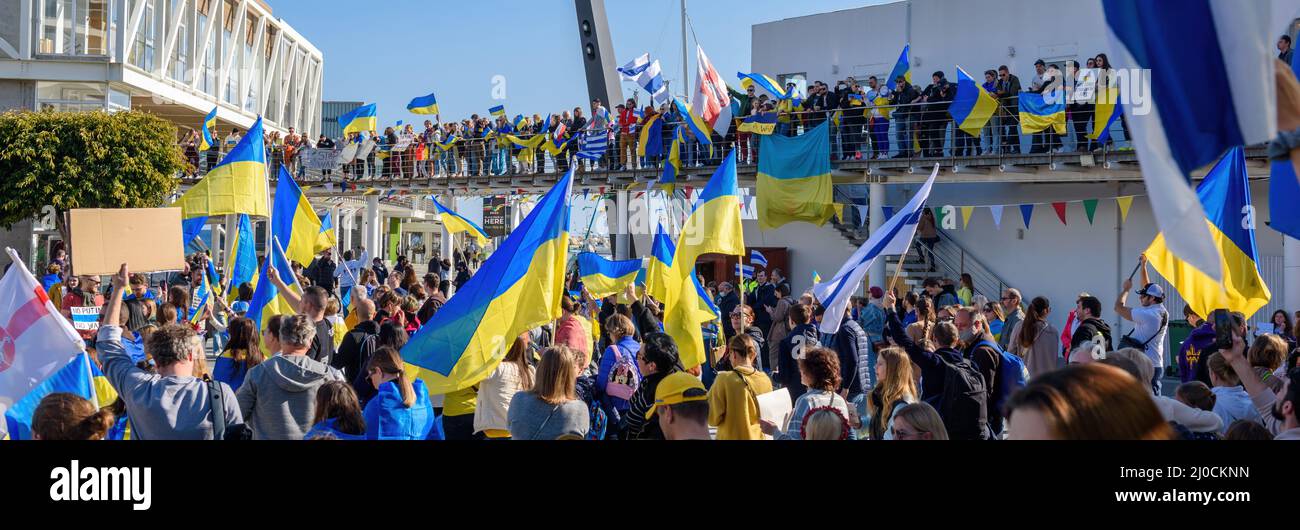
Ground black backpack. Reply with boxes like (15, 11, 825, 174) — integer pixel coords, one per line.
(937, 354, 989, 441)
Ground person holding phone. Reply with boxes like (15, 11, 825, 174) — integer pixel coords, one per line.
(1114, 255, 1170, 394)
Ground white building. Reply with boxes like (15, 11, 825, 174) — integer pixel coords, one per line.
(0, 0, 324, 265)
(744, 0, 1300, 346)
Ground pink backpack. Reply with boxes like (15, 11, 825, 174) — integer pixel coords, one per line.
(605, 345, 640, 400)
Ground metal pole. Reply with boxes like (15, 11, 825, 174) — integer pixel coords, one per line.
(681, 0, 689, 99)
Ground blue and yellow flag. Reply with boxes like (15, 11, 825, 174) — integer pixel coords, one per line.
(225, 213, 257, 297)
(1018, 92, 1066, 134)
(887, 44, 912, 85)
(812, 270, 822, 284)
(3, 353, 96, 440)
(187, 269, 212, 324)
(199, 106, 217, 151)
(673, 98, 713, 149)
(271, 165, 325, 266)
(757, 121, 835, 230)
(1089, 87, 1122, 142)
(637, 113, 663, 158)
(737, 72, 789, 99)
(949, 66, 997, 137)
(176, 116, 270, 219)
(339, 103, 377, 136)
(246, 237, 300, 342)
(645, 223, 676, 303)
(488, 104, 506, 118)
(401, 170, 573, 393)
(431, 196, 490, 246)
(435, 135, 459, 151)
(737, 111, 778, 135)
(577, 252, 642, 299)
(315, 211, 337, 254)
(407, 92, 439, 115)
(659, 126, 684, 193)
(1147, 148, 1270, 318)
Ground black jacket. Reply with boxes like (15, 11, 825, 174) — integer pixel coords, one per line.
(333, 319, 379, 380)
(962, 334, 1002, 431)
(1070, 317, 1113, 352)
(718, 291, 741, 336)
(306, 257, 337, 291)
(715, 326, 767, 373)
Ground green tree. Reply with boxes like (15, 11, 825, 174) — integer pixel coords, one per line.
(0, 110, 184, 267)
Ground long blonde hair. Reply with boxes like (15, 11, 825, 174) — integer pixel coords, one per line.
(504, 333, 535, 391)
(869, 347, 917, 439)
(532, 346, 577, 405)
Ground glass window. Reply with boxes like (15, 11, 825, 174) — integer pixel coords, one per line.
(36, 82, 109, 112)
(108, 88, 131, 110)
(40, 0, 59, 54)
(86, 0, 107, 55)
(779, 73, 808, 98)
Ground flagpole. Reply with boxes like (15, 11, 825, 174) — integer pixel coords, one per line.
(681, 0, 688, 100)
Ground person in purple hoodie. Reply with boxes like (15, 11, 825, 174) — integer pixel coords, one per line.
(1178, 306, 1217, 384)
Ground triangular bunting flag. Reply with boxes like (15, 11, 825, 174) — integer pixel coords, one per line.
(960, 206, 974, 230)
(1116, 196, 1134, 223)
(1051, 202, 1068, 225)
(1020, 204, 1034, 229)
(989, 205, 1004, 230)
(881, 206, 895, 221)
(1083, 199, 1099, 225)
(832, 203, 846, 222)
(855, 205, 869, 226)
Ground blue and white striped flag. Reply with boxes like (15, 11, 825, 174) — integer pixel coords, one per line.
(1101, 0, 1276, 282)
(735, 264, 755, 279)
(619, 53, 671, 106)
(812, 164, 939, 334)
(750, 249, 768, 268)
(576, 130, 610, 161)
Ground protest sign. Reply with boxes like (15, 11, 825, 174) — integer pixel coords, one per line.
(70, 208, 185, 275)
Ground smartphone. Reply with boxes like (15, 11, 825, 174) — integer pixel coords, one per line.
(1213, 309, 1234, 351)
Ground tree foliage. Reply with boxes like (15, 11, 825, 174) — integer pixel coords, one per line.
(0, 110, 184, 229)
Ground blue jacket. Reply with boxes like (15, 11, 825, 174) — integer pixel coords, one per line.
(363, 379, 444, 440)
(304, 418, 367, 440)
(597, 336, 641, 411)
(41, 273, 61, 291)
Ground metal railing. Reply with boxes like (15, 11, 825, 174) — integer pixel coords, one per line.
(911, 228, 1012, 303)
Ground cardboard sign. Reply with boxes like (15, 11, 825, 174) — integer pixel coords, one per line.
(299, 148, 341, 170)
(70, 306, 100, 330)
(70, 208, 185, 276)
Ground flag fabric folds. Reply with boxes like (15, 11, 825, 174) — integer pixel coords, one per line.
(4, 353, 96, 440)
(315, 211, 338, 254)
(176, 116, 270, 220)
(637, 113, 663, 158)
(750, 249, 768, 268)
(619, 53, 671, 106)
(887, 44, 912, 85)
(577, 252, 642, 299)
(673, 98, 713, 148)
(401, 171, 573, 393)
(659, 126, 684, 193)
(949, 66, 998, 137)
(736, 264, 755, 278)
(1017, 92, 1066, 134)
(757, 121, 836, 230)
(737, 112, 778, 135)
(692, 46, 734, 138)
(645, 223, 677, 303)
(1269, 157, 1300, 240)
(431, 196, 490, 246)
(187, 270, 212, 324)
(813, 165, 939, 334)
(271, 166, 325, 267)
(576, 130, 610, 161)
(1102, 0, 1275, 283)
(199, 106, 217, 151)
(737, 72, 789, 100)
(339, 103, 377, 136)
(246, 238, 300, 336)
(224, 214, 257, 296)
(1145, 148, 1270, 319)
(407, 93, 440, 115)
(1089, 87, 1122, 142)
(488, 105, 506, 118)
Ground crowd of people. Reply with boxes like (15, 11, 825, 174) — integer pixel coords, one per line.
(26, 233, 1300, 442)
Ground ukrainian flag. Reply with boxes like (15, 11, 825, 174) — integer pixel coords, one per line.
(638, 113, 663, 158)
(887, 44, 912, 85)
(246, 237, 300, 344)
(431, 196, 490, 246)
(401, 170, 573, 393)
(737, 111, 778, 135)
(435, 135, 459, 151)
(949, 66, 998, 137)
(199, 106, 218, 151)
(1018, 92, 1066, 134)
(2, 353, 96, 440)
(270, 165, 325, 266)
(187, 270, 212, 324)
(737, 72, 789, 99)
(645, 223, 676, 303)
(1089, 87, 1122, 142)
(315, 211, 337, 254)
(659, 126, 684, 193)
(225, 214, 257, 297)
(407, 92, 440, 115)
(339, 103, 377, 136)
(577, 252, 642, 299)
(757, 121, 835, 230)
(1146, 147, 1271, 318)
(489, 104, 506, 118)
(673, 98, 713, 148)
(176, 116, 270, 220)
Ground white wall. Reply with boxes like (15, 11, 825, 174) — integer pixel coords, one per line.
(743, 217, 859, 296)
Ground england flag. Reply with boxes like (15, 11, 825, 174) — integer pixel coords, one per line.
(692, 46, 734, 138)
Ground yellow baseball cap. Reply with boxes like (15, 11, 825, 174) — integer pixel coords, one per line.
(645, 371, 708, 419)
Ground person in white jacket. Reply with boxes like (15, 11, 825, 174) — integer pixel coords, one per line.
(1104, 348, 1221, 434)
(473, 333, 535, 439)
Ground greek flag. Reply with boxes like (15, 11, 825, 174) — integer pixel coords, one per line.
(812, 164, 939, 334)
(735, 264, 754, 279)
(619, 53, 670, 106)
(1101, 0, 1276, 282)
(750, 249, 768, 268)
(576, 130, 610, 161)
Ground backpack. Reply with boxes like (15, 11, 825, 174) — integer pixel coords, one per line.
(605, 344, 640, 400)
(977, 340, 1027, 413)
(936, 354, 989, 440)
